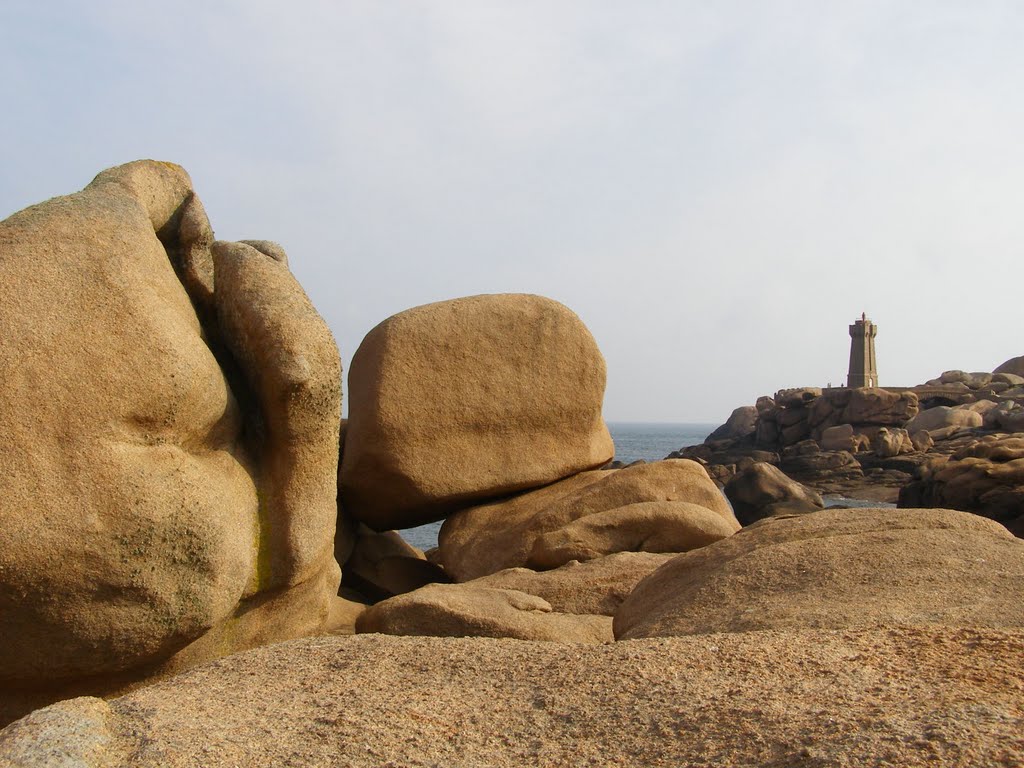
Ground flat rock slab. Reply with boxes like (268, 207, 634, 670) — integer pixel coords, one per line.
(2, 629, 1022, 767)
(354, 584, 613, 643)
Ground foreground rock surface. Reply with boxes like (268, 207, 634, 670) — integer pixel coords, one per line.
(615, 508, 1024, 640)
(339, 294, 613, 531)
(2, 630, 1021, 767)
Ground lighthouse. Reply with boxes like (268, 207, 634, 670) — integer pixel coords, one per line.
(847, 312, 878, 388)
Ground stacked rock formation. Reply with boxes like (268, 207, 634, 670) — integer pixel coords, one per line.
(0, 162, 350, 724)
(335, 295, 742, 640)
(0, 165, 745, 720)
(438, 460, 738, 580)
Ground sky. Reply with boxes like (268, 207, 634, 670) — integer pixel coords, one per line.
(2, 1, 1023, 423)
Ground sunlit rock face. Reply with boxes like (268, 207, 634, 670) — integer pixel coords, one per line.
(0, 161, 346, 725)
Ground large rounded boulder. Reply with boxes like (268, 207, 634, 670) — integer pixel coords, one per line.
(994, 355, 1024, 378)
(614, 508, 1024, 640)
(0, 162, 346, 724)
(339, 295, 612, 531)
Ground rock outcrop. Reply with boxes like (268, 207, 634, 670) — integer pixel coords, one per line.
(984, 401, 1024, 432)
(872, 427, 913, 457)
(0, 161, 346, 725)
(919, 368, 1024, 406)
(778, 443, 865, 486)
(704, 405, 757, 441)
(899, 434, 1024, 535)
(676, 368, 1024, 503)
(355, 584, 612, 643)
(438, 460, 738, 582)
(819, 423, 868, 452)
(614, 508, 1024, 640)
(339, 294, 613, 531)
(732, 387, 918, 452)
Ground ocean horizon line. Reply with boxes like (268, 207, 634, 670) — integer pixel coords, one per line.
(606, 419, 719, 427)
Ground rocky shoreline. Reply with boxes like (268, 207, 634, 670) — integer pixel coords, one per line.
(669, 373, 1024, 535)
(1, 162, 1022, 766)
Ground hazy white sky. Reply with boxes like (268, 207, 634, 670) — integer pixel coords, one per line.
(3, 1, 1023, 422)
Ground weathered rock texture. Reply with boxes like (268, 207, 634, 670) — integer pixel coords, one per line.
(339, 294, 613, 531)
(2, 630, 1021, 767)
(615, 508, 1024, 640)
(470, 552, 674, 616)
(355, 584, 612, 643)
(899, 434, 1024, 535)
(438, 460, 738, 581)
(723, 462, 824, 525)
(0, 161, 345, 725)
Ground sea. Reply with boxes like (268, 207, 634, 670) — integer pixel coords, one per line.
(400, 422, 716, 550)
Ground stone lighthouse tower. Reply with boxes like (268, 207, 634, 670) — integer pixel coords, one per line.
(847, 312, 878, 388)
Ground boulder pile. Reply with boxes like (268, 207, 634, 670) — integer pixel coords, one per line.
(899, 434, 1024, 535)
(0, 163, 742, 720)
(4, 505, 1023, 765)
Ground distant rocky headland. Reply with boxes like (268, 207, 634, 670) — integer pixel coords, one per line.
(672, 368, 1024, 535)
(1, 162, 1021, 766)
